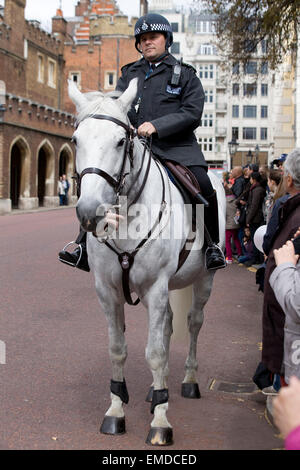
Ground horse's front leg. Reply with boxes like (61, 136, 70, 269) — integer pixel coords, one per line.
(97, 292, 128, 435)
(144, 282, 173, 446)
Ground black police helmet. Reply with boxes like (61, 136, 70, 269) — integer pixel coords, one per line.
(134, 13, 173, 53)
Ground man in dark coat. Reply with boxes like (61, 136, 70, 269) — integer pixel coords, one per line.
(261, 148, 300, 384)
(58, 13, 225, 271)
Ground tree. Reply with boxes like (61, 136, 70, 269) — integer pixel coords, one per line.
(191, 0, 299, 71)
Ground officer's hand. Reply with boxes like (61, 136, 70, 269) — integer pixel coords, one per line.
(138, 122, 157, 137)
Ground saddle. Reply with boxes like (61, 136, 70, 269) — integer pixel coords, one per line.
(162, 160, 210, 272)
(163, 160, 209, 207)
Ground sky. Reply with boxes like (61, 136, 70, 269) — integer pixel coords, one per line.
(0, 1, 141, 31)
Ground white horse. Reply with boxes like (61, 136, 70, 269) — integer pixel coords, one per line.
(68, 78, 226, 446)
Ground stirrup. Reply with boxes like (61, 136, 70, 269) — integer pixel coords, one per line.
(205, 244, 226, 271)
(58, 241, 83, 267)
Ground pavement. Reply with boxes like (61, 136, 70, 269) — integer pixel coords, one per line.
(0, 206, 284, 451)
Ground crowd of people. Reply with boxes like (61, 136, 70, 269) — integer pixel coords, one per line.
(223, 148, 300, 450)
(222, 157, 286, 267)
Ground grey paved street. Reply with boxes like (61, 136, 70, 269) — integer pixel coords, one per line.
(0, 207, 283, 450)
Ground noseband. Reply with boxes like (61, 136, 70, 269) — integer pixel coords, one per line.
(77, 114, 136, 198)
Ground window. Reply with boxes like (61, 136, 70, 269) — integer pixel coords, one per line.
(261, 105, 268, 118)
(261, 84, 268, 96)
(243, 83, 257, 96)
(199, 64, 214, 79)
(261, 128, 268, 140)
(37, 54, 44, 83)
(200, 113, 213, 127)
(232, 105, 239, 118)
(232, 127, 239, 140)
(48, 59, 56, 88)
(199, 44, 216, 55)
(244, 61, 257, 74)
(171, 42, 180, 54)
(196, 20, 215, 34)
(243, 105, 257, 118)
(69, 72, 81, 89)
(198, 137, 213, 152)
(244, 39, 257, 53)
(232, 83, 239, 96)
(105, 71, 116, 89)
(171, 22, 179, 32)
(261, 39, 268, 54)
(261, 61, 268, 74)
(232, 62, 239, 75)
(205, 90, 214, 103)
(243, 127, 257, 140)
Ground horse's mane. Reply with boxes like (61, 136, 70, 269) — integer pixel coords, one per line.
(76, 90, 124, 125)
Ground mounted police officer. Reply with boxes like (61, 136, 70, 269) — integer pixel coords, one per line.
(58, 13, 225, 271)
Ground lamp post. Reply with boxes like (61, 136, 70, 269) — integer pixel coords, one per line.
(255, 144, 260, 164)
(246, 150, 253, 165)
(228, 137, 239, 170)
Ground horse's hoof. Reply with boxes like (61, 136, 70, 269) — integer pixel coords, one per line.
(100, 416, 126, 435)
(145, 427, 173, 446)
(145, 386, 154, 402)
(181, 382, 201, 399)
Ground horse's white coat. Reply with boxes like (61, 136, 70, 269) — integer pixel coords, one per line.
(68, 79, 226, 439)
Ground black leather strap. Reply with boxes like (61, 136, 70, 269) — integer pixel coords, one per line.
(151, 389, 169, 414)
(80, 167, 119, 190)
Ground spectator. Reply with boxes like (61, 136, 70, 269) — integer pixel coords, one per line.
(260, 148, 300, 394)
(57, 176, 65, 206)
(264, 169, 282, 224)
(231, 166, 245, 198)
(225, 186, 242, 264)
(62, 174, 70, 205)
(238, 226, 254, 264)
(244, 172, 266, 266)
(273, 376, 300, 450)
(270, 235, 300, 385)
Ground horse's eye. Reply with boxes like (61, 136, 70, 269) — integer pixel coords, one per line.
(117, 138, 126, 148)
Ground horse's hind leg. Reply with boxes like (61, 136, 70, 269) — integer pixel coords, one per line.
(182, 273, 214, 398)
(98, 295, 128, 435)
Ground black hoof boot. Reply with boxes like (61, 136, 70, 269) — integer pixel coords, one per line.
(181, 382, 201, 399)
(145, 386, 154, 403)
(100, 416, 126, 435)
(146, 427, 173, 446)
(58, 242, 90, 272)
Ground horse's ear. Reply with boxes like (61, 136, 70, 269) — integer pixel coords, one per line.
(118, 78, 138, 113)
(68, 79, 87, 111)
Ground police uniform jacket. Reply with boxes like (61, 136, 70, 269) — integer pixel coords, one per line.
(116, 54, 207, 168)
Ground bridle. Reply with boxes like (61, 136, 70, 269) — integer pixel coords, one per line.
(77, 114, 136, 200)
(75, 113, 167, 306)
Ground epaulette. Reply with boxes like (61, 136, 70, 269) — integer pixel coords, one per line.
(121, 61, 138, 72)
(181, 62, 197, 74)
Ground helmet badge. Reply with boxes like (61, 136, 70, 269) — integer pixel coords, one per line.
(141, 21, 149, 31)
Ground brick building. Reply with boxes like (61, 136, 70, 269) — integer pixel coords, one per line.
(0, 0, 76, 214)
(0, 0, 147, 214)
(61, 0, 142, 113)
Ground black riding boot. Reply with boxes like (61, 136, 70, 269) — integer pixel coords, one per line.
(204, 191, 226, 271)
(58, 230, 90, 272)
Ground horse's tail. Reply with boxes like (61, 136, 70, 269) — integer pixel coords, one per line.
(169, 286, 192, 343)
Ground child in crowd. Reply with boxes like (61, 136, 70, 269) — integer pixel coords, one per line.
(225, 186, 242, 264)
(238, 227, 254, 264)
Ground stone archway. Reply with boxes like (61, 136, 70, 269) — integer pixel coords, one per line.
(37, 140, 56, 207)
(9, 136, 32, 210)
